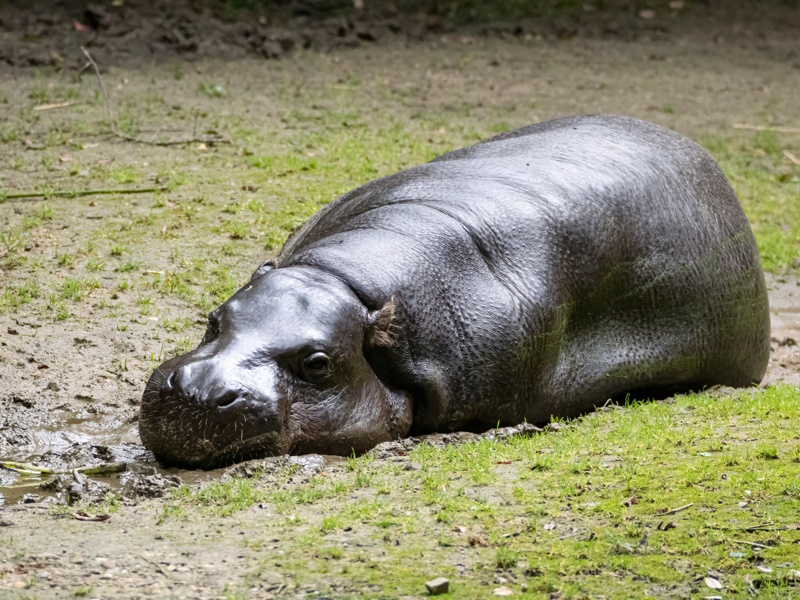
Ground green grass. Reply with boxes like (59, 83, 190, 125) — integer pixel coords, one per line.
(703, 132, 800, 273)
(60, 277, 99, 302)
(108, 167, 140, 184)
(0, 282, 40, 314)
(161, 385, 800, 598)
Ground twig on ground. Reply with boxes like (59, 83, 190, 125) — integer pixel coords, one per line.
(784, 150, 800, 165)
(658, 502, 693, 516)
(704, 522, 789, 533)
(33, 101, 80, 111)
(744, 524, 789, 532)
(80, 46, 231, 147)
(4, 187, 168, 201)
(1, 461, 53, 474)
(140, 554, 173, 579)
(0, 239, 20, 259)
(732, 123, 800, 134)
(732, 539, 774, 550)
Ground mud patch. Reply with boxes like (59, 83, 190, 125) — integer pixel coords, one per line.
(763, 274, 800, 387)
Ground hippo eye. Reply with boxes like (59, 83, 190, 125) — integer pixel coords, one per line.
(301, 352, 332, 382)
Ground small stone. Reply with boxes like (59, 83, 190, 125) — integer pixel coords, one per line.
(639, 9, 656, 19)
(21, 493, 40, 503)
(520, 582, 528, 592)
(493, 586, 514, 597)
(46, 381, 61, 391)
(425, 577, 449, 595)
(704, 577, 723, 590)
(757, 566, 772, 573)
(494, 576, 508, 584)
(12, 395, 34, 408)
(669, 0, 684, 8)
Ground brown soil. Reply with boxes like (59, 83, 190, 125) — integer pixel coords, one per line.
(3, 0, 799, 70)
(1, 3, 799, 597)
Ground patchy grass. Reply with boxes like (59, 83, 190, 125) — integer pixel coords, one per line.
(0, 282, 40, 314)
(1, 71, 795, 332)
(703, 132, 800, 273)
(161, 385, 800, 598)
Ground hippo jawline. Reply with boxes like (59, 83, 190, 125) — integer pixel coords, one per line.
(142, 427, 287, 470)
(138, 394, 290, 469)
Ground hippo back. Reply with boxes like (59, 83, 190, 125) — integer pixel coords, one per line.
(279, 115, 770, 432)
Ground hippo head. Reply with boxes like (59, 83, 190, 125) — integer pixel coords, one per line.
(139, 262, 412, 468)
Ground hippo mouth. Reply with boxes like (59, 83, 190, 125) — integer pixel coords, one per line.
(139, 369, 292, 469)
(139, 403, 289, 469)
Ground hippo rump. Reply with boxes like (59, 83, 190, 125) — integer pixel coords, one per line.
(140, 114, 770, 468)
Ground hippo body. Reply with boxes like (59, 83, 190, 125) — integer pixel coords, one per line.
(141, 115, 770, 468)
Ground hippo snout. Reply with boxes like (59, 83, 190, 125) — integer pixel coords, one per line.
(139, 354, 292, 469)
(164, 362, 250, 410)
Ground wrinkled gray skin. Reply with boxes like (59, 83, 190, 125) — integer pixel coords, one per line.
(140, 115, 770, 468)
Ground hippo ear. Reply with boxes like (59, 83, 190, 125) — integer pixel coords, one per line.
(250, 260, 276, 281)
(365, 299, 397, 348)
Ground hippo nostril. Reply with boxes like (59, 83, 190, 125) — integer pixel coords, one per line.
(165, 370, 177, 391)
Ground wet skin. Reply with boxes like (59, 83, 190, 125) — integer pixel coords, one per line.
(140, 115, 770, 469)
(140, 266, 411, 467)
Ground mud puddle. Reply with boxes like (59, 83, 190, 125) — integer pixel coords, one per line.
(0, 430, 350, 507)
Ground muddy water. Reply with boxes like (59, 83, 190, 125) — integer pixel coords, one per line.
(2, 279, 798, 505)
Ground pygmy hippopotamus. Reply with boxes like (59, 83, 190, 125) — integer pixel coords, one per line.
(140, 114, 770, 468)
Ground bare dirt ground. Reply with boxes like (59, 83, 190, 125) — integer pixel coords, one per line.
(1, 2, 800, 598)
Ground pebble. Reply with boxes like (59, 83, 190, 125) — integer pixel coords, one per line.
(425, 577, 449, 595)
